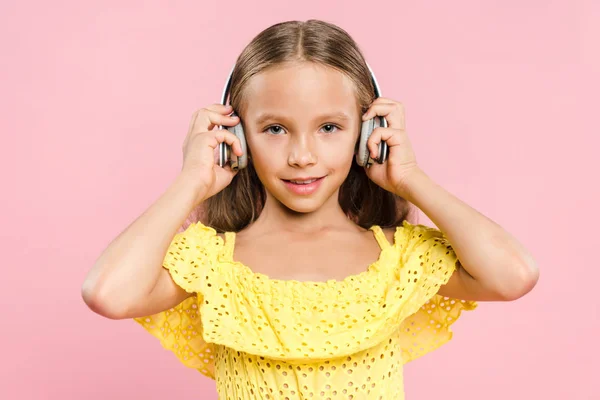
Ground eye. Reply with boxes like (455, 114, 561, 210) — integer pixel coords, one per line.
(265, 125, 286, 135)
(320, 124, 340, 134)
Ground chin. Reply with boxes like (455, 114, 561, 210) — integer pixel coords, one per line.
(278, 197, 326, 214)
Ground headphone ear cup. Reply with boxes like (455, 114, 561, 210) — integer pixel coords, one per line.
(356, 118, 374, 167)
(226, 122, 248, 171)
(357, 116, 387, 167)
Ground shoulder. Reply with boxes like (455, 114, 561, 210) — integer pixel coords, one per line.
(394, 220, 442, 237)
(385, 220, 448, 251)
(170, 220, 225, 254)
(381, 227, 396, 245)
(372, 222, 415, 248)
(378, 220, 419, 245)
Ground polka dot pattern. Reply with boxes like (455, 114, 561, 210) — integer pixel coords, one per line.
(134, 220, 477, 399)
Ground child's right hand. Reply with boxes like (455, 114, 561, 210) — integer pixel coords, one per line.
(180, 104, 243, 203)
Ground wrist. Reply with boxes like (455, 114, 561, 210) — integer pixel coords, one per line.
(394, 167, 429, 202)
(174, 172, 209, 205)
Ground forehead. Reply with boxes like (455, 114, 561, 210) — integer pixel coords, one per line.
(242, 62, 360, 118)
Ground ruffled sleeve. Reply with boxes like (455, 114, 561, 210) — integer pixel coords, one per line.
(133, 222, 223, 379)
(394, 221, 478, 363)
(160, 222, 223, 294)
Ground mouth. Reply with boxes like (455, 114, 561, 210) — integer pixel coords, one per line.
(281, 176, 326, 195)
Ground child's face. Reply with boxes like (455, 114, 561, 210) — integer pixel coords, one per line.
(241, 62, 362, 213)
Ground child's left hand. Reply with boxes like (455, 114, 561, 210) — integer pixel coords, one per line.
(361, 97, 422, 198)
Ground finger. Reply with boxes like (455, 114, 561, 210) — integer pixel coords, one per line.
(210, 129, 244, 157)
(371, 96, 395, 104)
(187, 104, 230, 133)
(205, 103, 233, 113)
(214, 162, 239, 181)
(367, 127, 404, 158)
(362, 102, 405, 130)
(188, 108, 239, 135)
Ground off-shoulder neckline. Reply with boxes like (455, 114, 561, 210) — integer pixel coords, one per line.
(220, 225, 395, 287)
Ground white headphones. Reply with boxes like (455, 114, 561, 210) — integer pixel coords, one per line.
(218, 63, 388, 170)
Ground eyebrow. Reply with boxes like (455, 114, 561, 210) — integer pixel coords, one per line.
(254, 112, 352, 126)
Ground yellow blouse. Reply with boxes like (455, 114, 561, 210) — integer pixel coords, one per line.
(134, 220, 477, 399)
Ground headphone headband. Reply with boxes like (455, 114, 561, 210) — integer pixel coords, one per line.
(220, 63, 382, 106)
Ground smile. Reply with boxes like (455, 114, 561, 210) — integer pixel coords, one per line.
(289, 179, 318, 184)
(281, 176, 326, 195)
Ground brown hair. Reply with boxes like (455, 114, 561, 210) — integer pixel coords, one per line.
(201, 20, 416, 232)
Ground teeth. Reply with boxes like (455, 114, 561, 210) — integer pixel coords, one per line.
(290, 179, 317, 184)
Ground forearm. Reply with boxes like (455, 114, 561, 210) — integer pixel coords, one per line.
(399, 168, 539, 300)
(82, 172, 206, 316)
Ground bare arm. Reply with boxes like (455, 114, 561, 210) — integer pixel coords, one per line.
(82, 104, 243, 320)
(81, 172, 207, 319)
(399, 168, 539, 302)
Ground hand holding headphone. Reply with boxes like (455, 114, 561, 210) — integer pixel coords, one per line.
(217, 64, 389, 170)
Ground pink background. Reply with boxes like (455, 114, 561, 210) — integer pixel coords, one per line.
(1, 0, 598, 399)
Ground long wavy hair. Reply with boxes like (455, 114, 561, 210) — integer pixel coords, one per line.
(194, 20, 416, 233)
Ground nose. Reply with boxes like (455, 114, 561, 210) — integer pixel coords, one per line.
(287, 134, 317, 168)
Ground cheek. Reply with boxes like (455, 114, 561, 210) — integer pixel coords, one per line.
(245, 137, 281, 180)
(321, 132, 358, 161)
